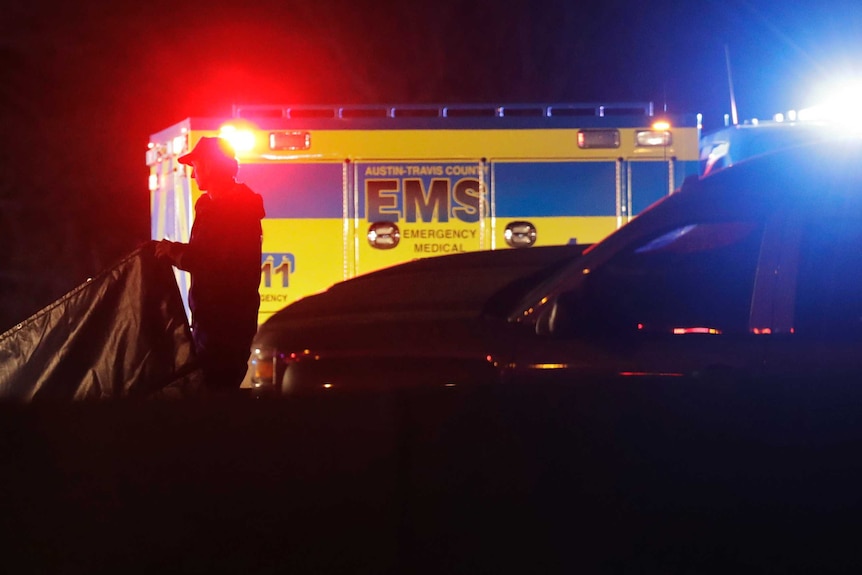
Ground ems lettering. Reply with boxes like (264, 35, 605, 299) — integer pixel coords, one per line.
(365, 177, 486, 223)
(452, 178, 484, 223)
(261, 252, 295, 288)
(404, 178, 449, 223)
(366, 180, 401, 222)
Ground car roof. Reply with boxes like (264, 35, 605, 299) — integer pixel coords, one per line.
(512, 137, 862, 317)
(696, 137, 862, 209)
(674, 137, 862, 221)
(699, 121, 849, 175)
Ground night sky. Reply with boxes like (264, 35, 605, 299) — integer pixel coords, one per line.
(2, 0, 862, 330)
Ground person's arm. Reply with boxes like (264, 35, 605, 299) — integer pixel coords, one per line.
(154, 239, 189, 270)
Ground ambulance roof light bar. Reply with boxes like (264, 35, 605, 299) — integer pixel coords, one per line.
(231, 103, 657, 120)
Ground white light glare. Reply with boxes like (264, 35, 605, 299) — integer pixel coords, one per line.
(799, 80, 862, 129)
(170, 135, 186, 156)
(219, 125, 256, 153)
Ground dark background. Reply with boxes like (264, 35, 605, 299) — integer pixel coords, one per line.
(3, 0, 862, 331)
(4, 377, 862, 574)
(4, 4, 862, 571)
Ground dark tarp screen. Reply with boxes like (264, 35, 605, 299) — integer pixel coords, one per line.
(0, 242, 201, 401)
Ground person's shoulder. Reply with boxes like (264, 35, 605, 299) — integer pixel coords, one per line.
(194, 193, 214, 210)
(231, 183, 266, 218)
(233, 182, 257, 195)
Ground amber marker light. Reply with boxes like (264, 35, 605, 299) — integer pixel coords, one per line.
(636, 121, 673, 146)
(528, 363, 569, 370)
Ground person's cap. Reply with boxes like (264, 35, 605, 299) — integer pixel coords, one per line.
(178, 137, 237, 166)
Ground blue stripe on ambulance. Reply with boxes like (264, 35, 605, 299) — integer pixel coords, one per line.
(493, 162, 616, 217)
(239, 163, 344, 218)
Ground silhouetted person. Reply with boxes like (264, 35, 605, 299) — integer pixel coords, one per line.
(156, 137, 265, 394)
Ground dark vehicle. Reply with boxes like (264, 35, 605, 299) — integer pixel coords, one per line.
(242, 243, 589, 393)
(699, 118, 837, 175)
(244, 139, 862, 395)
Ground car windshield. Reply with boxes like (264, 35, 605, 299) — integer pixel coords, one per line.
(597, 221, 762, 334)
(516, 219, 765, 335)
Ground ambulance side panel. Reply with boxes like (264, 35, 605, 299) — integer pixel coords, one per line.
(237, 163, 348, 321)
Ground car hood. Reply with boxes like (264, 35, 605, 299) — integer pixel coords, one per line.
(253, 245, 586, 350)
